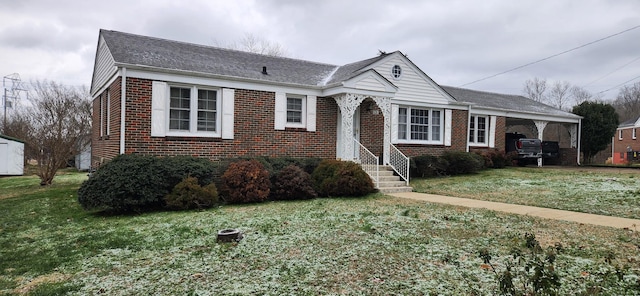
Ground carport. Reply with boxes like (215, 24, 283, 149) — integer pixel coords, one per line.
(442, 86, 582, 166)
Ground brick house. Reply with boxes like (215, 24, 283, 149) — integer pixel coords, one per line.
(90, 30, 582, 188)
(612, 116, 640, 164)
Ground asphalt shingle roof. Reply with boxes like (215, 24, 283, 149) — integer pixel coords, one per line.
(100, 29, 386, 87)
(441, 86, 581, 119)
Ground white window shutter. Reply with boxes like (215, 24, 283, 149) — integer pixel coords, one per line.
(488, 115, 497, 148)
(151, 81, 167, 137)
(306, 95, 317, 132)
(391, 104, 399, 142)
(221, 88, 235, 139)
(444, 109, 452, 146)
(274, 92, 286, 130)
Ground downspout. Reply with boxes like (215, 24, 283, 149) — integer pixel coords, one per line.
(466, 105, 472, 152)
(577, 119, 582, 165)
(120, 67, 127, 154)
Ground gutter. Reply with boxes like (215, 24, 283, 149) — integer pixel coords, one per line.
(466, 104, 472, 152)
(577, 118, 582, 165)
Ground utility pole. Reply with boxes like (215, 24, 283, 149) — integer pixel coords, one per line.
(2, 73, 26, 129)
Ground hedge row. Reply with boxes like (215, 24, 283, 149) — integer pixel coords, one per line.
(410, 150, 510, 178)
(78, 155, 375, 214)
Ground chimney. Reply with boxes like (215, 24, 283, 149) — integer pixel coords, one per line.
(262, 66, 268, 75)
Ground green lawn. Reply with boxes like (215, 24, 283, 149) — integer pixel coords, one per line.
(0, 170, 639, 295)
(412, 166, 640, 219)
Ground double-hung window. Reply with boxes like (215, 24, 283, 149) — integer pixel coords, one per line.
(633, 128, 637, 140)
(286, 96, 304, 126)
(397, 107, 443, 143)
(469, 115, 488, 145)
(168, 86, 220, 136)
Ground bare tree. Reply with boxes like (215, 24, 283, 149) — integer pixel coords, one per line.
(523, 77, 547, 103)
(19, 81, 92, 185)
(570, 86, 595, 106)
(612, 81, 640, 123)
(217, 33, 290, 57)
(548, 81, 572, 110)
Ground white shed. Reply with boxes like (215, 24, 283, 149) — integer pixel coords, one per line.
(0, 134, 24, 176)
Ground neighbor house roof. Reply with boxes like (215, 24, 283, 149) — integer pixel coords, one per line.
(441, 86, 582, 119)
(619, 116, 640, 128)
(100, 29, 391, 88)
(0, 134, 25, 143)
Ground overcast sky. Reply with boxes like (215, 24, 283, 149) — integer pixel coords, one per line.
(1, 0, 638, 102)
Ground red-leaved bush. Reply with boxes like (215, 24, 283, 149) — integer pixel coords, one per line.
(221, 159, 271, 203)
(272, 165, 317, 200)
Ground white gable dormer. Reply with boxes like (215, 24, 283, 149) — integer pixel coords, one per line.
(364, 51, 456, 105)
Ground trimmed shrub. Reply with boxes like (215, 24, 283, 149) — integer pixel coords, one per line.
(272, 165, 317, 200)
(221, 159, 271, 203)
(164, 176, 219, 210)
(474, 149, 509, 169)
(78, 154, 166, 212)
(441, 151, 484, 175)
(78, 154, 219, 213)
(410, 155, 449, 178)
(311, 159, 376, 197)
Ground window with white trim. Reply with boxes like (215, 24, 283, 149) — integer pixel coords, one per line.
(286, 95, 305, 127)
(391, 65, 402, 79)
(619, 129, 623, 140)
(469, 115, 488, 145)
(99, 89, 110, 138)
(397, 107, 443, 143)
(168, 85, 220, 136)
(633, 128, 637, 140)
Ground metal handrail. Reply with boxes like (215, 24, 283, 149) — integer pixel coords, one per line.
(389, 144, 410, 186)
(353, 138, 379, 188)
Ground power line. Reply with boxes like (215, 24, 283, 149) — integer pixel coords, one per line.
(460, 24, 640, 87)
(596, 75, 640, 95)
(582, 56, 640, 87)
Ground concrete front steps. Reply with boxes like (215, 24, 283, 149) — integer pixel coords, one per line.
(365, 165, 413, 194)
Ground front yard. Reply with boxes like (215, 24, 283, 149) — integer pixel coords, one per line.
(0, 168, 639, 295)
(412, 166, 640, 219)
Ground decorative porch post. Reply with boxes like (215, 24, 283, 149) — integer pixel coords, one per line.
(372, 96, 391, 164)
(334, 94, 365, 161)
(566, 123, 578, 148)
(533, 120, 548, 167)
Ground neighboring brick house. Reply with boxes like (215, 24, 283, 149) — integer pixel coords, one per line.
(90, 30, 582, 186)
(612, 116, 640, 164)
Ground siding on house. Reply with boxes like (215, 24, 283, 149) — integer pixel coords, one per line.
(372, 56, 452, 105)
(91, 36, 117, 95)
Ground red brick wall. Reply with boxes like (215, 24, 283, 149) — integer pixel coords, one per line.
(359, 99, 384, 157)
(100, 78, 339, 161)
(396, 109, 468, 157)
(613, 127, 639, 164)
(91, 78, 121, 166)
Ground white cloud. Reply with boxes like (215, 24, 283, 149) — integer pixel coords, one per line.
(0, 0, 638, 101)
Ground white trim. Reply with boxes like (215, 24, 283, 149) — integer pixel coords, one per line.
(106, 90, 111, 136)
(99, 93, 104, 137)
(488, 115, 496, 148)
(151, 81, 167, 137)
(165, 84, 221, 138)
(619, 129, 623, 140)
(119, 68, 126, 154)
(444, 109, 452, 146)
(221, 88, 234, 139)
(126, 68, 324, 97)
(633, 128, 637, 140)
(285, 94, 306, 129)
(468, 114, 489, 147)
(274, 92, 286, 130)
(307, 95, 317, 132)
(393, 105, 444, 145)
